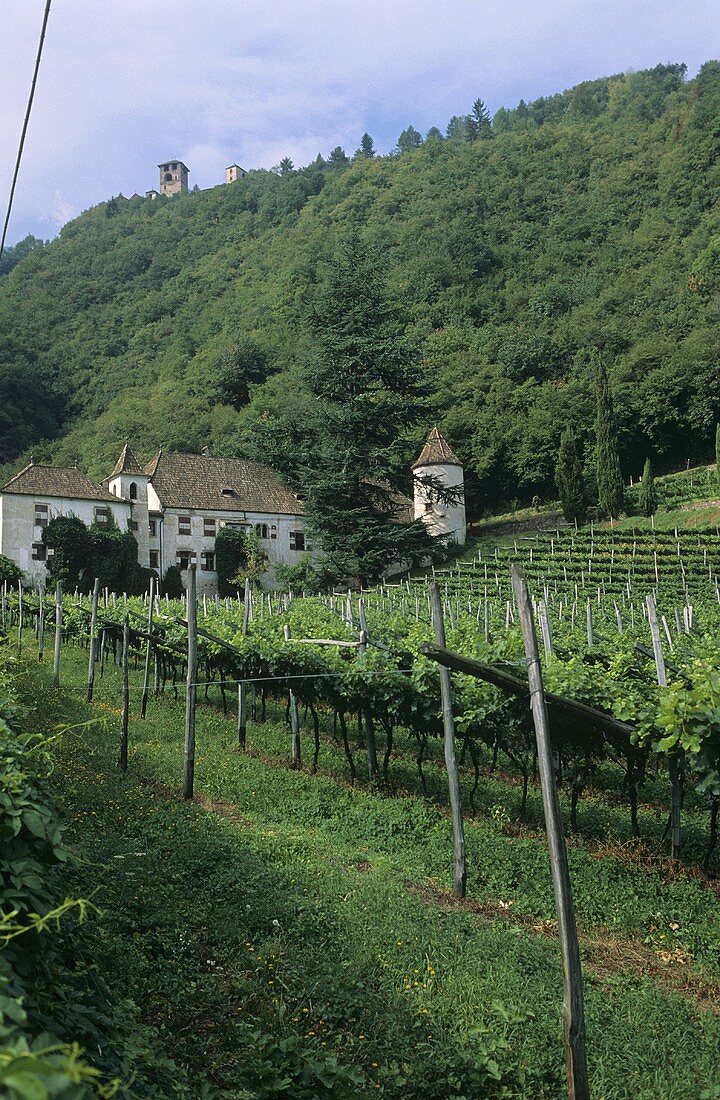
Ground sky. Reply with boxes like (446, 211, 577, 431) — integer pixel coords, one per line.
(0, 0, 717, 247)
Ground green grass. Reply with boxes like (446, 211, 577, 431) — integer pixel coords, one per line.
(16, 640, 720, 1099)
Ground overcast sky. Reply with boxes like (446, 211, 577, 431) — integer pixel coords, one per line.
(1, 1, 717, 247)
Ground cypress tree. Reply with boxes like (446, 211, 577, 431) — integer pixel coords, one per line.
(555, 428, 587, 525)
(638, 457, 657, 517)
(594, 356, 625, 518)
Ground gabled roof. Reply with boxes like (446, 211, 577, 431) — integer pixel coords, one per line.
(1, 464, 119, 503)
(412, 427, 463, 470)
(108, 443, 144, 478)
(143, 451, 304, 515)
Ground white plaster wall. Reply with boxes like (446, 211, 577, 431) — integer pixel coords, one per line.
(413, 463, 466, 546)
(0, 493, 131, 588)
(107, 474, 150, 567)
(152, 507, 307, 593)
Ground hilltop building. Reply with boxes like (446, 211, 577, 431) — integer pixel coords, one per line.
(225, 164, 248, 183)
(412, 427, 466, 546)
(158, 160, 189, 196)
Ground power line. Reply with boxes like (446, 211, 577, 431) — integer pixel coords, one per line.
(0, 0, 53, 264)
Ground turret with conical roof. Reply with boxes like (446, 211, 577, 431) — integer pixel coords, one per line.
(105, 444, 151, 566)
(412, 427, 466, 546)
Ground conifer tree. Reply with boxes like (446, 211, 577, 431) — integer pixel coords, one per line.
(555, 428, 587, 525)
(594, 356, 625, 518)
(255, 232, 445, 585)
(638, 457, 657, 516)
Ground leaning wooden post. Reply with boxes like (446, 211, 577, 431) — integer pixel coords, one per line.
(283, 624, 301, 768)
(87, 578, 100, 702)
(119, 614, 130, 772)
(52, 582, 63, 688)
(358, 598, 379, 781)
(237, 681, 247, 749)
(646, 593, 681, 857)
(140, 575, 155, 718)
(429, 583, 467, 899)
(183, 565, 198, 800)
(510, 565, 590, 1100)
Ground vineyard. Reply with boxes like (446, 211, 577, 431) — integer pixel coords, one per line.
(2, 528, 720, 1097)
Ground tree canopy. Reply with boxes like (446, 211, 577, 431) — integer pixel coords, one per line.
(0, 60, 718, 518)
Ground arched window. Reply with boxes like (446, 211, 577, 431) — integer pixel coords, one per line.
(129, 482, 138, 500)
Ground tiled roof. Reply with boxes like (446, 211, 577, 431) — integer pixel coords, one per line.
(108, 443, 144, 478)
(144, 451, 304, 515)
(1, 464, 119, 503)
(412, 427, 463, 470)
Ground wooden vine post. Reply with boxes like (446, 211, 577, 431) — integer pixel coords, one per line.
(646, 593, 681, 857)
(429, 583, 467, 899)
(16, 581, 23, 656)
(37, 587, 45, 663)
(237, 681, 247, 749)
(52, 582, 63, 688)
(510, 565, 590, 1100)
(87, 578, 100, 702)
(119, 614, 130, 772)
(284, 624, 301, 767)
(140, 575, 155, 718)
(183, 565, 198, 800)
(358, 598, 379, 781)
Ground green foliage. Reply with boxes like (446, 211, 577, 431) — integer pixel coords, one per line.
(256, 231, 443, 584)
(638, 458, 657, 517)
(555, 428, 587, 524)
(0, 556, 22, 589)
(161, 564, 183, 599)
(42, 517, 89, 585)
(0, 61, 717, 518)
(215, 527, 267, 596)
(594, 355, 625, 518)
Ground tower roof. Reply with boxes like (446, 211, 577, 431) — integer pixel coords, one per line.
(411, 427, 462, 470)
(108, 443, 144, 478)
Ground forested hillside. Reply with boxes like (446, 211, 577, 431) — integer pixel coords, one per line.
(0, 60, 718, 515)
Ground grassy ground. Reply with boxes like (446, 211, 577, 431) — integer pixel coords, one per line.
(15, 637, 720, 1099)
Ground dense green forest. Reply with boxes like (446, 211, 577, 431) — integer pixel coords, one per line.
(0, 60, 718, 516)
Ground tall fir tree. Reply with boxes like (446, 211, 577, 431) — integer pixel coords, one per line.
(555, 428, 587, 525)
(594, 356, 626, 518)
(638, 457, 657, 516)
(255, 232, 445, 585)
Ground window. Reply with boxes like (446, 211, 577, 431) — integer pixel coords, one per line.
(289, 530, 305, 552)
(171, 162, 177, 170)
(201, 551, 215, 572)
(176, 549, 195, 570)
(94, 507, 110, 525)
(148, 519, 157, 537)
(34, 503, 48, 527)
(270, 524, 277, 540)
(130, 520, 139, 532)
(203, 517, 216, 537)
(178, 515, 191, 535)
(149, 550, 159, 569)
(255, 523, 269, 539)
(32, 542, 46, 561)
(129, 482, 138, 500)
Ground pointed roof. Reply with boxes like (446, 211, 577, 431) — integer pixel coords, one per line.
(108, 443, 144, 478)
(412, 427, 463, 470)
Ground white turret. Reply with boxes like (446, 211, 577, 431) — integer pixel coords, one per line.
(412, 427, 466, 546)
(105, 444, 151, 566)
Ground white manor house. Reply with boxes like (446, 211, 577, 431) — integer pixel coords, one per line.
(0, 431, 465, 592)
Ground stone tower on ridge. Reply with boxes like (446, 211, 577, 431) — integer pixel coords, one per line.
(412, 427, 466, 546)
(158, 160, 189, 196)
